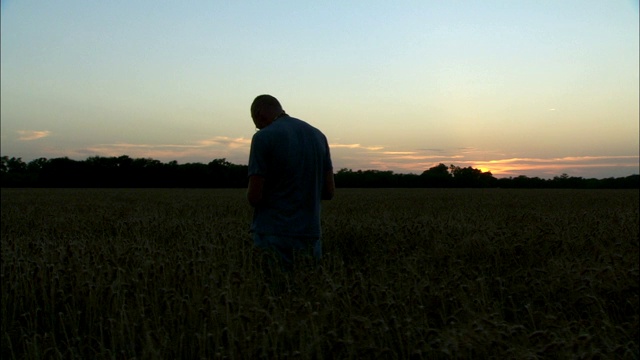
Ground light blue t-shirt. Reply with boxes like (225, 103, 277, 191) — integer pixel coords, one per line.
(248, 115, 332, 237)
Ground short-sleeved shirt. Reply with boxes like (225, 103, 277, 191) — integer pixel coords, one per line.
(248, 115, 333, 237)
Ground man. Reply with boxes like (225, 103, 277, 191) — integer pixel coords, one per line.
(247, 94, 334, 271)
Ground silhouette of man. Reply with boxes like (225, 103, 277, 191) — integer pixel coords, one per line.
(247, 94, 334, 272)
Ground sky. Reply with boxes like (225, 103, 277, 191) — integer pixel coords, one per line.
(1, 1, 638, 179)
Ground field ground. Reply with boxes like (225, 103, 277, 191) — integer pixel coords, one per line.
(1, 188, 638, 359)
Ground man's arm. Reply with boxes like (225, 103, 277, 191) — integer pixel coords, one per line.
(322, 169, 335, 200)
(247, 175, 265, 207)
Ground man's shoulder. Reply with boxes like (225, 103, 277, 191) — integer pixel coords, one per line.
(278, 116, 305, 127)
(261, 116, 325, 139)
(287, 117, 326, 136)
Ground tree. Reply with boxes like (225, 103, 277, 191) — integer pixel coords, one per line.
(449, 165, 496, 188)
(1, 157, 27, 173)
(27, 158, 49, 172)
(1, 157, 30, 186)
(420, 163, 453, 187)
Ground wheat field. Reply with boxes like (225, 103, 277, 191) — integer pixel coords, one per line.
(1, 188, 638, 359)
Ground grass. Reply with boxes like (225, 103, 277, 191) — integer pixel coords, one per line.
(1, 188, 638, 359)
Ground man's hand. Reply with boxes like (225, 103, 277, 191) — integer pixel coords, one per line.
(322, 170, 335, 200)
(247, 175, 265, 206)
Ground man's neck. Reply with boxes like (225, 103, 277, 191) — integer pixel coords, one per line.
(273, 112, 288, 121)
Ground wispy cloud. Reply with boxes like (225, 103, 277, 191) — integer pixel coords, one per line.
(482, 155, 638, 164)
(17, 130, 51, 141)
(382, 151, 416, 155)
(330, 143, 384, 151)
(59, 136, 253, 164)
(329, 144, 471, 172)
(195, 136, 251, 149)
(471, 155, 640, 178)
(328, 143, 639, 178)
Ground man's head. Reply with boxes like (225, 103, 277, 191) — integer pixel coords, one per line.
(251, 94, 284, 129)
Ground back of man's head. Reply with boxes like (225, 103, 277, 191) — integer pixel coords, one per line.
(251, 94, 283, 117)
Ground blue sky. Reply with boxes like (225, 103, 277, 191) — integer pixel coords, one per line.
(1, 1, 638, 178)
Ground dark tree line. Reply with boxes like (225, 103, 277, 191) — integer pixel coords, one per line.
(335, 164, 638, 189)
(0, 156, 248, 188)
(1, 155, 638, 189)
